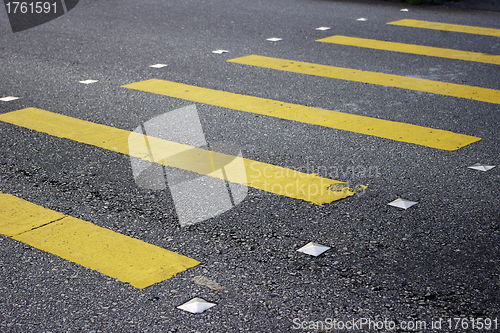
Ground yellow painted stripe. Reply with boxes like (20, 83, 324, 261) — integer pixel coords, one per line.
(317, 35, 500, 65)
(121, 79, 480, 151)
(0, 108, 354, 205)
(228, 55, 500, 105)
(387, 19, 500, 37)
(0, 192, 199, 289)
(0, 192, 66, 237)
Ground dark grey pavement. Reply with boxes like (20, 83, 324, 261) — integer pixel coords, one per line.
(0, 0, 499, 332)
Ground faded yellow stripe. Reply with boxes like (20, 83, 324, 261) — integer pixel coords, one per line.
(0, 192, 66, 237)
(121, 79, 480, 151)
(228, 55, 500, 105)
(0, 192, 199, 289)
(387, 19, 500, 37)
(317, 35, 500, 65)
(0, 108, 354, 205)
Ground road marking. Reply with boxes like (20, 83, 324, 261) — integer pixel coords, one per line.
(387, 19, 500, 37)
(79, 79, 98, 84)
(150, 64, 168, 68)
(122, 79, 480, 151)
(0, 96, 19, 102)
(0, 191, 199, 289)
(0, 108, 354, 206)
(227, 55, 500, 105)
(317, 35, 500, 65)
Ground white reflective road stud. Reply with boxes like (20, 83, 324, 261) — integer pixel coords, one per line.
(388, 198, 418, 210)
(0, 96, 20, 102)
(177, 298, 216, 314)
(79, 80, 98, 84)
(150, 64, 168, 68)
(468, 163, 496, 172)
(297, 242, 331, 257)
(212, 50, 229, 54)
(316, 27, 331, 31)
(266, 38, 282, 41)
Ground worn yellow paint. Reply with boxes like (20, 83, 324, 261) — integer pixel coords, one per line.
(121, 79, 480, 151)
(387, 19, 500, 37)
(0, 108, 354, 205)
(0, 192, 65, 237)
(227, 55, 500, 105)
(317, 35, 500, 65)
(0, 192, 199, 288)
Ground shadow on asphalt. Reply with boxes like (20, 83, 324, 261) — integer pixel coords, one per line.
(312, 0, 500, 12)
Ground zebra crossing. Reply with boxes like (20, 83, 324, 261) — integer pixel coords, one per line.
(0, 18, 498, 289)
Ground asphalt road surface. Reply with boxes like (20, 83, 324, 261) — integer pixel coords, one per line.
(1, 0, 499, 332)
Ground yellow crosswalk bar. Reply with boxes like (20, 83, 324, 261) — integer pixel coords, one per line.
(228, 55, 500, 105)
(317, 35, 500, 65)
(0, 108, 355, 206)
(387, 19, 500, 37)
(122, 79, 480, 151)
(0, 191, 199, 289)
